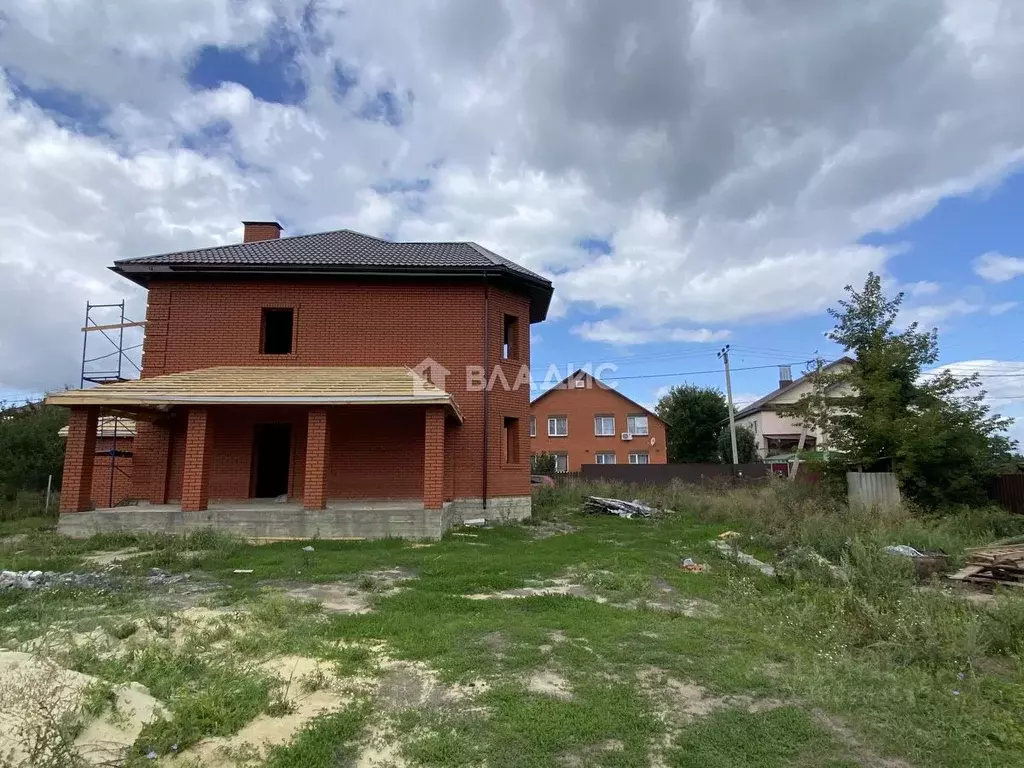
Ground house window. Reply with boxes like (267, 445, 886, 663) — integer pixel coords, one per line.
(595, 452, 616, 465)
(529, 416, 536, 437)
(503, 417, 519, 464)
(627, 414, 649, 436)
(261, 309, 294, 355)
(553, 453, 568, 473)
(594, 415, 615, 436)
(503, 314, 519, 359)
(629, 452, 650, 465)
(547, 416, 568, 437)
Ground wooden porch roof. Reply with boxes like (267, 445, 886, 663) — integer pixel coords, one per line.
(46, 366, 463, 422)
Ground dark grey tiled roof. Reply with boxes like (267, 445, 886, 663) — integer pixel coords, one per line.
(115, 228, 548, 284)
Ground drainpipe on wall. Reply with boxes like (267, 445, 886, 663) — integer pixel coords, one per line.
(482, 278, 490, 510)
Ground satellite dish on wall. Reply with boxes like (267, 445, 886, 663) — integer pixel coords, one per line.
(649, 437, 656, 446)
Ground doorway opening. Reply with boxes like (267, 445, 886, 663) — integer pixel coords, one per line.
(252, 423, 292, 498)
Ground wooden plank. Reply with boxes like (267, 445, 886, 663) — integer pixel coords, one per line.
(81, 320, 147, 332)
(948, 565, 985, 581)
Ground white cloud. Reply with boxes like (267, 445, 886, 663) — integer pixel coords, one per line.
(906, 280, 942, 297)
(899, 297, 1017, 328)
(3, 1, 1024, 388)
(974, 251, 1024, 282)
(572, 320, 730, 345)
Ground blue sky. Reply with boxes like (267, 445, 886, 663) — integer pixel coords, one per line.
(1, 1, 1023, 441)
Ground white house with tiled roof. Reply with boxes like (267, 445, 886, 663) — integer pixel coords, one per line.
(734, 358, 855, 459)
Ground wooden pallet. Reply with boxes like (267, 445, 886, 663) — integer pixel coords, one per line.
(948, 561, 1024, 588)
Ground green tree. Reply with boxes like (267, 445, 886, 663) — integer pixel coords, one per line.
(718, 424, 760, 464)
(655, 385, 729, 462)
(779, 273, 1015, 507)
(0, 403, 68, 497)
(530, 452, 557, 474)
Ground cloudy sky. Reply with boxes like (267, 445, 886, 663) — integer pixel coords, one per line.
(1, 0, 1023, 439)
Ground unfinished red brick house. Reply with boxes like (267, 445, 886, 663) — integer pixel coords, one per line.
(48, 222, 552, 539)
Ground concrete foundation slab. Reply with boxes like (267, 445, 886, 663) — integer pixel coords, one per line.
(443, 496, 532, 529)
(58, 499, 444, 541)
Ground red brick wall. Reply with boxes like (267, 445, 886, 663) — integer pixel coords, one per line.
(136, 279, 533, 503)
(530, 376, 667, 471)
(325, 406, 425, 499)
(60, 407, 97, 513)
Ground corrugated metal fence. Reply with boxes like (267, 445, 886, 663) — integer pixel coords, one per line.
(847, 471, 901, 508)
(990, 475, 1024, 514)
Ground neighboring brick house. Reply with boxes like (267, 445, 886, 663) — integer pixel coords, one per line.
(734, 358, 855, 459)
(57, 418, 135, 508)
(530, 370, 667, 472)
(47, 222, 552, 539)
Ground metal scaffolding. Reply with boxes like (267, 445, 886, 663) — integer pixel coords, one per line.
(80, 301, 144, 507)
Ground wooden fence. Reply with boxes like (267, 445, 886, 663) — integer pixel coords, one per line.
(991, 475, 1024, 515)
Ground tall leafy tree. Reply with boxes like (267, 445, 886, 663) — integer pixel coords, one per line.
(655, 385, 729, 462)
(718, 424, 760, 464)
(779, 273, 1014, 507)
(0, 403, 68, 497)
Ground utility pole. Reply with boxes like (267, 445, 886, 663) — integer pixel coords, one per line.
(718, 345, 739, 465)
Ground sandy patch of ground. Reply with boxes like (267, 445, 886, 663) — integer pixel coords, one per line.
(0, 651, 165, 766)
(638, 667, 787, 767)
(465, 577, 608, 602)
(527, 522, 577, 539)
(82, 548, 143, 566)
(353, 653, 488, 767)
(540, 629, 568, 653)
(639, 667, 785, 718)
(464, 576, 717, 617)
(280, 568, 417, 614)
(813, 711, 915, 768)
(559, 739, 624, 767)
(527, 670, 574, 700)
(181, 655, 361, 768)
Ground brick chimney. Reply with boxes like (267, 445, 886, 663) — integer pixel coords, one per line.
(242, 221, 283, 243)
(778, 365, 793, 390)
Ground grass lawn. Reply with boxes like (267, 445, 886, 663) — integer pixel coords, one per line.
(1, 482, 1022, 766)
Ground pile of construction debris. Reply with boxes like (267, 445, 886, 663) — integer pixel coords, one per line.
(582, 496, 656, 519)
(949, 540, 1024, 588)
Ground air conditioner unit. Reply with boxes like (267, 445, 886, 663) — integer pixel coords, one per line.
(621, 432, 633, 441)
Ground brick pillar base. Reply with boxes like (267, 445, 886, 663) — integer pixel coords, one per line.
(131, 420, 171, 504)
(424, 407, 445, 509)
(303, 408, 329, 510)
(60, 406, 99, 513)
(181, 408, 212, 513)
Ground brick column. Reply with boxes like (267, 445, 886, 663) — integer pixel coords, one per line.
(181, 408, 212, 513)
(303, 408, 329, 510)
(60, 406, 99, 513)
(424, 407, 445, 509)
(131, 420, 171, 504)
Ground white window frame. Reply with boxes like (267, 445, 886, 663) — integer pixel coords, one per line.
(595, 452, 616, 465)
(594, 415, 615, 436)
(553, 453, 568, 473)
(627, 414, 649, 436)
(529, 416, 536, 437)
(629, 452, 650, 465)
(547, 416, 568, 437)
